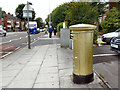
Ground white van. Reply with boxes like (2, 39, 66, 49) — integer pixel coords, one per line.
(0, 25, 6, 36)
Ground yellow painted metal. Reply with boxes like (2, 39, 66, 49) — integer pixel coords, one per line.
(70, 24, 96, 75)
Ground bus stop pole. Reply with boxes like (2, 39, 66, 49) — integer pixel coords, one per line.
(27, 1, 31, 49)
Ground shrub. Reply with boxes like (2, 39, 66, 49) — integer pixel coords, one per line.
(101, 7, 120, 33)
(57, 22, 63, 37)
(93, 29, 99, 44)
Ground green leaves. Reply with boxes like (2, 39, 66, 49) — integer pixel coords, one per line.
(66, 2, 98, 25)
(101, 7, 120, 33)
(35, 17, 43, 28)
(15, 4, 36, 21)
(15, 4, 25, 20)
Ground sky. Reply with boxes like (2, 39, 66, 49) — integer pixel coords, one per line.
(0, 0, 72, 22)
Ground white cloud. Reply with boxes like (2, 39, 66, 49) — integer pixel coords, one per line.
(0, 0, 72, 21)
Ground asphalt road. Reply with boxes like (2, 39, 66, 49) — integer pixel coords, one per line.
(93, 44, 119, 88)
(0, 31, 45, 56)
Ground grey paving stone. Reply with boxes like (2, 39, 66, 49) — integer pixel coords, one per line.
(58, 62, 73, 70)
(59, 68, 73, 77)
(7, 80, 34, 88)
(2, 77, 14, 87)
(42, 62, 58, 67)
(0, 61, 2, 72)
(58, 57, 73, 64)
(35, 73, 59, 83)
(2, 70, 19, 77)
(40, 67, 58, 74)
(13, 71, 38, 81)
(26, 61, 42, 66)
(3, 64, 24, 70)
(33, 82, 59, 88)
(0, 77, 2, 88)
(22, 65, 40, 72)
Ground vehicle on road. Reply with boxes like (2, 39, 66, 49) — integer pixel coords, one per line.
(40, 29, 44, 32)
(110, 35, 120, 53)
(27, 22, 37, 34)
(0, 25, 6, 36)
(102, 28, 120, 44)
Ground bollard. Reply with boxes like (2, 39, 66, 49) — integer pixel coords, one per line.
(69, 24, 96, 84)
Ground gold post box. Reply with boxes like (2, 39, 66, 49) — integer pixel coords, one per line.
(69, 24, 96, 84)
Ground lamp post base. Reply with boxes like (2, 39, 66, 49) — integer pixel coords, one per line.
(73, 73, 94, 84)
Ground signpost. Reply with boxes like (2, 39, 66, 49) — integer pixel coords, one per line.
(23, 1, 33, 49)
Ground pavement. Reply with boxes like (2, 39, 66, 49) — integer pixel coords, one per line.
(0, 34, 105, 89)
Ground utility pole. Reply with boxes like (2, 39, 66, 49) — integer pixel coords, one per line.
(49, 0, 52, 27)
(27, 1, 31, 49)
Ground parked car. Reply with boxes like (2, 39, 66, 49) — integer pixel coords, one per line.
(110, 35, 120, 53)
(102, 28, 120, 44)
(40, 29, 44, 32)
(0, 25, 6, 36)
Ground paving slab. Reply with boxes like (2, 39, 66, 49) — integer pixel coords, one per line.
(1, 35, 104, 88)
(7, 80, 34, 88)
(35, 73, 59, 83)
(33, 82, 59, 88)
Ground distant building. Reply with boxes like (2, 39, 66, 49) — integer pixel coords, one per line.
(2, 13, 21, 32)
(99, 2, 119, 24)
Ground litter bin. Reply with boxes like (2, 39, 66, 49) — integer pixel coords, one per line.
(69, 24, 96, 84)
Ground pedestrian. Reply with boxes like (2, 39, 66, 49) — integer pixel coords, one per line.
(54, 28, 57, 35)
(44, 28, 48, 34)
(48, 26, 53, 38)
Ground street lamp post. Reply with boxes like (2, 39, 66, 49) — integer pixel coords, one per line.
(49, 0, 52, 27)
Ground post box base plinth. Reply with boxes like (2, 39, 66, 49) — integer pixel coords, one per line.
(73, 73, 94, 84)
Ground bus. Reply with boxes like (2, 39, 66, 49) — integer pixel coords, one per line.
(27, 21, 37, 34)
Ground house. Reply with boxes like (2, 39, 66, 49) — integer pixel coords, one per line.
(99, 2, 119, 24)
(2, 13, 22, 32)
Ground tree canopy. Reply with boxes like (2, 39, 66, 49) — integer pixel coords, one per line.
(35, 17, 43, 28)
(66, 2, 99, 25)
(45, 3, 71, 28)
(45, 2, 105, 28)
(15, 4, 36, 20)
(101, 7, 120, 33)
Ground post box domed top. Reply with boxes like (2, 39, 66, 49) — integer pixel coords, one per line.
(69, 24, 96, 31)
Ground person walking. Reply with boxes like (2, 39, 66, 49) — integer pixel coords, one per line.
(54, 28, 57, 35)
(48, 26, 53, 38)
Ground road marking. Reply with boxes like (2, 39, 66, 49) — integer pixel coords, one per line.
(1, 36, 26, 45)
(93, 54, 117, 57)
(3, 46, 13, 50)
(0, 47, 20, 59)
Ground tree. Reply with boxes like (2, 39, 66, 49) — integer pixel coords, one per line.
(91, 2, 106, 31)
(15, 4, 36, 20)
(35, 17, 43, 28)
(101, 7, 120, 33)
(66, 2, 98, 26)
(52, 3, 71, 28)
(2, 10, 6, 18)
(15, 4, 25, 20)
(45, 3, 71, 28)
